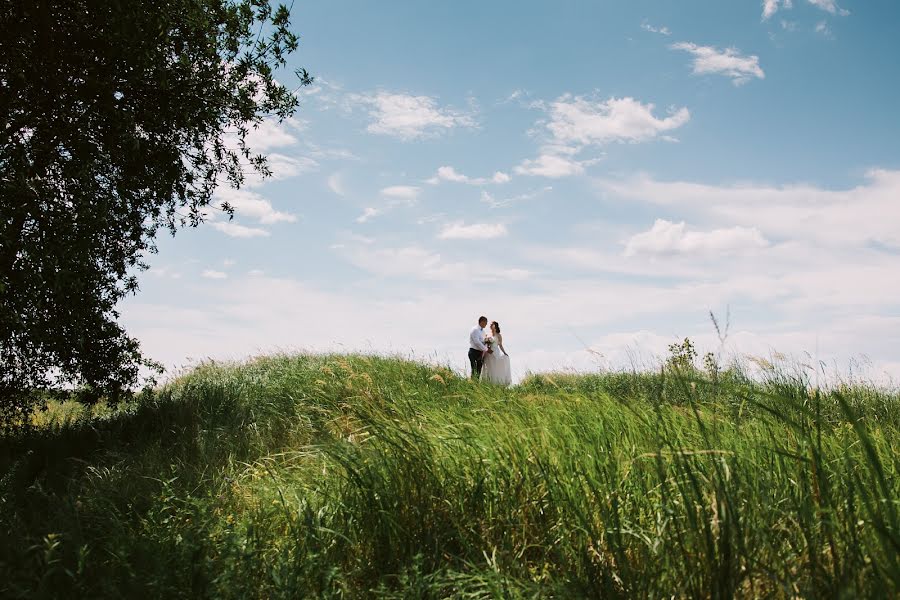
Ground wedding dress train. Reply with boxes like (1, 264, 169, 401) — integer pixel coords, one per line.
(482, 342, 512, 386)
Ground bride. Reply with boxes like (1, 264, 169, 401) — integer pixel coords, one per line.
(482, 321, 512, 386)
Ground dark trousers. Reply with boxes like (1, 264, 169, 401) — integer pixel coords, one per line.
(468, 348, 484, 380)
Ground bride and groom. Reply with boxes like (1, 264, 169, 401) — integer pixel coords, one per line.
(468, 315, 512, 386)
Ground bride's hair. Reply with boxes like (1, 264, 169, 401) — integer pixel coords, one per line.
(491, 321, 501, 333)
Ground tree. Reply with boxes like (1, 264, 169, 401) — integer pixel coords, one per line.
(0, 0, 311, 424)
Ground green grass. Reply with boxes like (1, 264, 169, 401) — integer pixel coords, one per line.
(1, 354, 898, 598)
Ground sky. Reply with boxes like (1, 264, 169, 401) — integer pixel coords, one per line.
(122, 0, 900, 383)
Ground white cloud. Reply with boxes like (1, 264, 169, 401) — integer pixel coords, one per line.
(349, 91, 475, 140)
(595, 169, 900, 247)
(124, 268, 900, 386)
(429, 166, 468, 183)
(222, 117, 316, 188)
(327, 173, 346, 196)
(355, 207, 381, 223)
(670, 42, 765, 85)
(416, 213, 447, 225)
(331, 231, 378, 248)
(480, 186, 552, 209)
(516, 95, 688, 179)
(515, 153, 586, 178)
(201, 269, 228, 280)
(210, 221, 271, 238)
(130, 167, 900, 385)
(352, 186, 421, 225)
(335, 244, 528, 282)
(426, 166, 511, 185)
(815, 20, 833, 37)
(763, 0, 847, 20)
(807, 0, 849, 16)
(438, 222, 509, 241)
(298, 77, 344, 109)
(641, 21, 672, 35)
(624, 219, 769, 257)
(543, 95, 691, 147)
(380, 185, 421, 203)
(762, 0, 792, 20)
(306, 142, 358, 161)
(502, 89, 526, 104)
(262, 154, 318, 180)
(243, 117, 305, 152)
(216, 188, 297, 224)
(146, 265, 182, 279)
(240, 153, 318, 188)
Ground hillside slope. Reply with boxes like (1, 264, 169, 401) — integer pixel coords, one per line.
(2, 354, 899, 598)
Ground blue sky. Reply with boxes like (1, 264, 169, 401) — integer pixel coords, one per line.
(123, 0, 900, 382)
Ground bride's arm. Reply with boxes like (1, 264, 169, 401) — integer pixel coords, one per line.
(498, 333, 509, 356)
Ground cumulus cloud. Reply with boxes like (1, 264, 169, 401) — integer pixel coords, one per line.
(146, 265, 182, 279)
(352, 186, 420, 225)
(133, 168, 900, 385)
(355, 207, 381, 223)
(222, 116, 316, 188)
(543, 95, 690, 147)
(624, 219, 769, 257)
(515, 153, 586, 178)
(243, 117, 305, 152)
(216, 188, 297, 225)
(595, 169, 900, 248)
(335, 244, 528, 282)
(815, 20, 833, 37)
(763, 0, 848, 20)
(762, 0, 792, 20)
(125, 264, 900, 386)
(807, 0, 849, 16)
(516, 95, 688, 178)
(426, 166, 510, 185)
(327, 173, 346, 196)
(380, 185, 421, 202)
(671, 43, 765, 85)
(210, 222, 271, 238)
(263, 153, 317, 179)
(438, 222, 509, 240)
(201, 269, 228, 280)
(348, 91, 475, 140)
(238, 153, 318, 188)
(641, 21, 671, 35)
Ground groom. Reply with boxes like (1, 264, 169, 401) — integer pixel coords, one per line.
(468, 315, 491, 380)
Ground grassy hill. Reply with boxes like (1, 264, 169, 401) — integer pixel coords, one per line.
(1, 354, 898, 598)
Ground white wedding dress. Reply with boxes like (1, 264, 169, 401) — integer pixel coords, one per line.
(482, 334, 512, 386)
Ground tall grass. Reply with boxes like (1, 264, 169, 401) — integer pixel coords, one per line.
(1, 353, 898, 598)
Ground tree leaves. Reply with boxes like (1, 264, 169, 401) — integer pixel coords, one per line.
(0, 0, 309, 421)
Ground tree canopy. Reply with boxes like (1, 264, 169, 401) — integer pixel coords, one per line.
(0, 0, 310, 422)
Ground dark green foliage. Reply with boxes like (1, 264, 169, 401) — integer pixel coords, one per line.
(0, 0, 310, 424)
(1, 354, 898, 598)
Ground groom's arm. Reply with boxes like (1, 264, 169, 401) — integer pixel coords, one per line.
(470, 329, 488, 354)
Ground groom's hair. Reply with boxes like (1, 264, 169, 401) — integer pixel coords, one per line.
(478, 316, 487, 325)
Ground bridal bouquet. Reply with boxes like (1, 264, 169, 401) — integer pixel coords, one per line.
(483, 336, 494, 349)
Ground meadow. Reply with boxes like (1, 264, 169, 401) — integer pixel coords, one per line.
(1, 351, 898, 598)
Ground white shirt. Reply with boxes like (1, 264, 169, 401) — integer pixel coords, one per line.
(469, 325, 487, 351)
